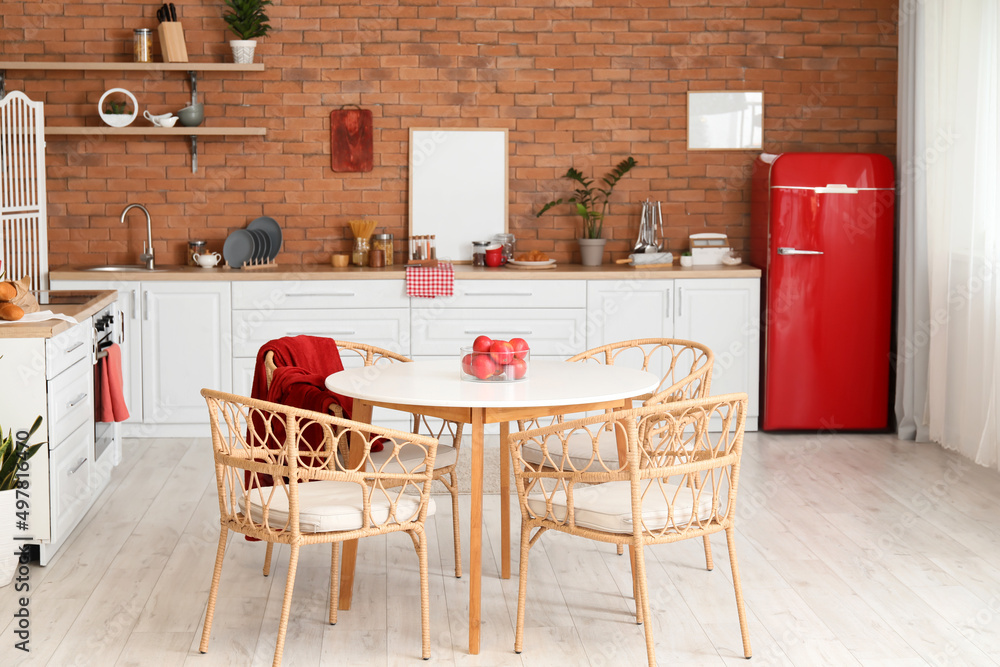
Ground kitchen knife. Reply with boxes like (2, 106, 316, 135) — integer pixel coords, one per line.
(169, 3, 177, 21)
(161, 4, 170, 21)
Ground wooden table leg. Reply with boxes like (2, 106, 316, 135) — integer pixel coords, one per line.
(469, 408, 484, 654)
(613, 400, 639, 600)
(499, 419, 511, 580)
(338, 399, 373, 611)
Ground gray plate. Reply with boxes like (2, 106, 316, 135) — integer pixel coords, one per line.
(248, 228, 270, 262)
(223, 229, 255, 268)
(248, 216, 281, 261)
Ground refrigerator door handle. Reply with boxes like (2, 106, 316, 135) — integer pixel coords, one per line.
(814, 184, 859, 194)
(778, 247, 824, 256)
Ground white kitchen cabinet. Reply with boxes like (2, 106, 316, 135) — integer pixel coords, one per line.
(586, 278, 759, 430)
(673, 278, 760, 429)
(0, 317, 109, 564)
(140, 282, 232, 426)
(52, 279, 144, 424)
(231, 280, 410, 427)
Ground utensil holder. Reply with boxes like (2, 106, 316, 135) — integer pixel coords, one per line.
(158, 22, 188, 63)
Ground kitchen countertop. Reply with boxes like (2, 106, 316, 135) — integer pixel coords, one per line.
(50, 263, 760, 281)
(0, 290, 116, 339)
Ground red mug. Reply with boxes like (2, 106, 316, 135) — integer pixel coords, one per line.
(485, 244, 504, 267)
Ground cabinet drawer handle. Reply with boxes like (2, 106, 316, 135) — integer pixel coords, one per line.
(67, 393, 88, 409)
(462, 292, 533, 297)
(287, 292, 357, 298)
(130, 289, 137, 318)
(288, 330, 356, 337)
(68, 458, 87, 475)
(65, 341, 85, 354)
(464, 329, 533, 336)
(677, 288, 683, 317)
(143, 291, 150, 321)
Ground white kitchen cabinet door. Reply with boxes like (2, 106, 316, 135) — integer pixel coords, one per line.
(586, 280, 674, 379)
(51, 279, 144, 423)
(141, 282, 232, 425)
(673, 278, 760, 428)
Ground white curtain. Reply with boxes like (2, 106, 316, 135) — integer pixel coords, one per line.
(897, 1, 1000, 467)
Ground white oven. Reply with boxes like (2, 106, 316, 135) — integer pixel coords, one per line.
(92, 303, 123, 481)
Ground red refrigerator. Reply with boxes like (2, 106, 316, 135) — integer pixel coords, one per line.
(750, 153, 895, 431)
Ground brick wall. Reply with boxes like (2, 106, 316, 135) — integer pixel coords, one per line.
(2, 0, 898, 267)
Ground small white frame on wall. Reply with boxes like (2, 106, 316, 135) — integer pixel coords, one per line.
(687, 91, 763, 151)
(408, 127, 508, 263)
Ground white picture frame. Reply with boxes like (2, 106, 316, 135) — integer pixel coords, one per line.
(687, 91, 763, 151)
(408, 128, 508, 263)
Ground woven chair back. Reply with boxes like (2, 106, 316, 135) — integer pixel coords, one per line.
(202, 389, 437, 542)
(509, 393, 747, 543)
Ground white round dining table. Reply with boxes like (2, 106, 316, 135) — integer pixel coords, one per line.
(326, 359, 660, 655)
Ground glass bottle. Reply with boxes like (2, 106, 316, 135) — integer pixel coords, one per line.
(372, 233, 393, 266)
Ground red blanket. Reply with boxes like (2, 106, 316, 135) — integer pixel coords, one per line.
(251, 336, 352, 416)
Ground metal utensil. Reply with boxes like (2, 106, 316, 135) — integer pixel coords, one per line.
(633, 201, 652, 253)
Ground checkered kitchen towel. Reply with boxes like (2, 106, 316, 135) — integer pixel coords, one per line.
(405, 263, 454, 298)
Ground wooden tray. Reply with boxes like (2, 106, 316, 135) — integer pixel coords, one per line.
(503, 262, 557, 270)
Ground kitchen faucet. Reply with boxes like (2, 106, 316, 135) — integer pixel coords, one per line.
(121, 203, 154, 270)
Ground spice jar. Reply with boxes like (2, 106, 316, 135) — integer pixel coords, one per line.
(472, 241, 490, 266)
(368, 249, 385, 268)
(133, 29, 153, 63)
(352, 236, 370, 267)
(187, 240, 206, 266)
(372, 233, 393, 266)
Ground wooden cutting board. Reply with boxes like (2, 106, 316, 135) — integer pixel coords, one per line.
(330, 108, 373, 172)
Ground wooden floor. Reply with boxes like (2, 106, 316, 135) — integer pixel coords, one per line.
(4, 431, 1000, 666)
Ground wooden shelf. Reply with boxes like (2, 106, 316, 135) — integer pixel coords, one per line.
(1, 59, 266, 173)
(0, 61, 264, 72)
(45, 126, 267, 136)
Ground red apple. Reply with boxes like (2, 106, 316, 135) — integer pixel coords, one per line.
(473, 335, 493, 353)
(461, 353, 474, 376)
(490, 340, 514, 365)
(509, 337, 530, 360)
(509, 357, 528, 380)
(471, 353, 496, 380)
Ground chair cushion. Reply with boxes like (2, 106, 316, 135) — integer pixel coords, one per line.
(368, 444, 458, 474)
(521, 429, 623, 471)
(525, 480, 713, 534)
(241, 480, 435, 533)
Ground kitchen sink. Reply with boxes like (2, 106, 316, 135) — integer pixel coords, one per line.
(79, 265, 170, 272)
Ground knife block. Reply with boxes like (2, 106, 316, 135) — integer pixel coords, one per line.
(158, 22, 188, 63)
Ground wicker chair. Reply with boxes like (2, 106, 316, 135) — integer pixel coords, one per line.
(520, 338, 714, 561)
(508, 393, 752, 667)
(264, 341, 466, 578)
(199, 389, 438, 666)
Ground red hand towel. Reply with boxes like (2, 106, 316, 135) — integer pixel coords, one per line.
(95, 343, 130, 423)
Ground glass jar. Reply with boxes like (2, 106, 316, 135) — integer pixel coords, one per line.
(492, 233, 515, 264)
(372, 233, 393, 266)
(133, 29, 152, 63)
(187, 240, 206, 266)
(471, 241, 490, 266)
(352, 236, 370, 267)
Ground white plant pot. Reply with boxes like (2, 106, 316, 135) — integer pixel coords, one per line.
(578, 238, 607, 267)
(98, 88, 138, 128)
(0, 488, 19, 587)
(230, 40, 257, 64)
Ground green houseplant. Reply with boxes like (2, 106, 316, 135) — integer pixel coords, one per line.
(223, 0, 273, 64)
(0, 416, 44, 587)
(536, 157, 638, 266)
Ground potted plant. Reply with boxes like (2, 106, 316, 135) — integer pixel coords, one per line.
(223, 0, 273, 64)
(0, 416, 44, 587)
(536, 157, 638, 266)
(98, 88, 138, 128)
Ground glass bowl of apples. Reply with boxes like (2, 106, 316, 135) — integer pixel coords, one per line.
(460, 335, 530, 382)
